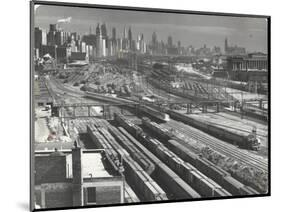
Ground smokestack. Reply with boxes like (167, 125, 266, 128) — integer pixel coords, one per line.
(72, 143, 83, 206)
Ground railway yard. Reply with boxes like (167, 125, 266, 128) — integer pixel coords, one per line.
(34, 60, 269, 203)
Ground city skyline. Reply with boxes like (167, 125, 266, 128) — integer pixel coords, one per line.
(31, 2, 269, 210)
(35, 5, 268, 53)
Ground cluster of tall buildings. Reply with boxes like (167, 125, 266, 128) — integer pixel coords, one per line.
(224, 38, 246, 55)
(35, 24, 96, 63)
(149, 32, 182, 55)
(149, 32, 181, 55)
(34, 23, 148, 63)
(34, 22, 253, 65)
(94, 23, 147, 57)
(149, 32, 222, 56)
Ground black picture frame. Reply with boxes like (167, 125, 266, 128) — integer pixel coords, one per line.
(30, 1, 271, 211)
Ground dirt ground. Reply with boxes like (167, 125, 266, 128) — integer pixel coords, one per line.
(34, 107, 51, 143)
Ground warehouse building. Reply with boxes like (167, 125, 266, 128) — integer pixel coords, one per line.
(34, 146, 124, 209)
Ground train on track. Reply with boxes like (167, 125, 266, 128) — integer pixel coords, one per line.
(117, 127, 201, 199)
(85, 91, 170, 121)
(167, 110, 261, 150)
(87, 123, 168, 202)
(114, 113, 260, 196)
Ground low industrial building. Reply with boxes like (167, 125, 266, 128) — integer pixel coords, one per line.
(34, 147, 124, 209)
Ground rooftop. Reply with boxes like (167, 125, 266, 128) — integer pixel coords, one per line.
(35, 149, 118, 185)
(66, 152, 113, 179)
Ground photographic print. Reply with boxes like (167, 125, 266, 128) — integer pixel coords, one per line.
(30, 1, 270, 211)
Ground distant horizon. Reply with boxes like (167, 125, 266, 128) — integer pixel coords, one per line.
(34, 4, 268, 53)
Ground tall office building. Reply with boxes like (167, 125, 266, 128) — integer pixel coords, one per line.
(117, 38, 122, 53)
(152, 32, 158, 54)
(128, 27, 132, 50)
(177, 41, 181, 55)
(102, 39, 107, 57)
(70, 36, 77, 52)
(122, 27, 128, 51)
(224, 37, 228, 53)
(35, 27, 47, 48)
(112, 27, 117, 56)
(136, 34, 141, 51)
(34, 27, 41, 48)
(136, 34, 145, 53)
(81, 42, 86, 53)
(152, 32, 157, 45)
(96, 23, 103, 57)
(49, 24, 57, 32)
(123, 27, 127, 39)
(167, 36, 173, 48)
(47, 24, 57, 46)
(55, 30, 64, 46)
(42, 30, 47, 46)
(101, 23, 107, 38)
(112, 27, 116, 41)
(71, 32, 77, 41)
(140, 34, 146, 54)
(224, 37, 246, 55)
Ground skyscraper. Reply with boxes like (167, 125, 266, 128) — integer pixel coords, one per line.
(102, 39, 107, 57)
(122, 27, 128, 51)
(96, 23, 100, 37)
(112, 27, 116, 41)
(177, 41, 181, 48)
(35, 27, 47, 48)
(123, 27, 127, 39)
(224, 37, 228, 53)
(49, 24, 57, 32)
(46, 24, 57, 46)
(96, 23, 103, 57)
(112, 27, 117, 56)
(55, 30, 64, 46)
(101, 23, 107, 38)
(152, 32, 157, 54)
(136, 34, 141, 51)
(140, 34, 146, 54)
(167, 36, 173, 48)
(128, 27, 132, 50)
(177, 41, 181, 55)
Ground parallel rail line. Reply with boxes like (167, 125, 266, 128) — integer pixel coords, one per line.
(166, 120, 268, 174)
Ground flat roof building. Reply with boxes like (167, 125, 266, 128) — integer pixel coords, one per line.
(34, 147, 124, 209)
(227, 53, 268, 72)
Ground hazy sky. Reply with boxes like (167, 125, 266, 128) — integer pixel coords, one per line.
(34, 4, 268, 53)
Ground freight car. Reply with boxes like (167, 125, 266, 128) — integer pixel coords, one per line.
(86, 125, 167, 202)
(120, 114, 259, 196)
(167, 110, 260, 150)
(117, 126, 201, 200)
(113, 113, 202, 199)
(107, 125, 155, 175)
(131, 135, 230, 197)
(166, 139, 259, 196)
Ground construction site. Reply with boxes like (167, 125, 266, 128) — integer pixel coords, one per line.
(33, 55, 269, 209)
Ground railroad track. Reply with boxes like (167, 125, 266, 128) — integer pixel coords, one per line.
(166, 120, 268, 174)
(49, 77, 85, 96)
(48, 75, 268, 173)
